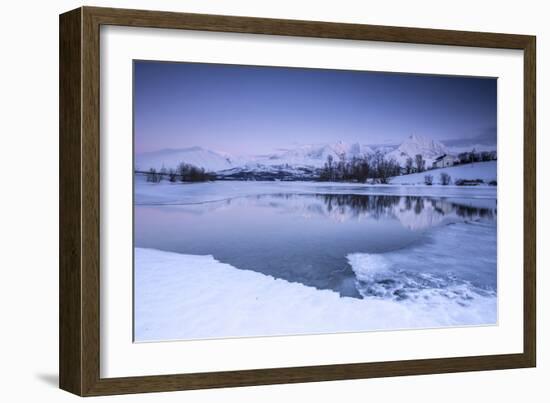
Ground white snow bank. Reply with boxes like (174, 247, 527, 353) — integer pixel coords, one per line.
(390, 161, 496, 185)
(349, 221, 497, 310)
(135, 222, 496, 342)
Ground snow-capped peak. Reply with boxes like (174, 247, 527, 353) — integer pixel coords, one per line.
(385, 134, 449, 167)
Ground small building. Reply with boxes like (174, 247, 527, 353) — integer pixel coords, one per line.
(432, 154, 455, 169)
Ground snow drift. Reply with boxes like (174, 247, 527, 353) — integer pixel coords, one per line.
(390, 161, 497, 185)
(134, 220, 496, 342)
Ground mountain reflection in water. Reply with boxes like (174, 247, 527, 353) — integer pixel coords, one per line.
(135, 193, 496, 298)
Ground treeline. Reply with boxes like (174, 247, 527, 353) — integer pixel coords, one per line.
(145, 162, 213, 183)
(457, 150, 497, 164)
(318, 151, 401, 184)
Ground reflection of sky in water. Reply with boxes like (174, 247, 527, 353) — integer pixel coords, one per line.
(134, 194, 496, 298)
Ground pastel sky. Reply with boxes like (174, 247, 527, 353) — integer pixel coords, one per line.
(134, 60, 497, 155)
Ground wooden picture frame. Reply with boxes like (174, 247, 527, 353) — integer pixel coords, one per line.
(59, 6, 536, 396)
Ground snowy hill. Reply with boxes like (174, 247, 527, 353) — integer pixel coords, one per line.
(254, 141, 374, 169)
(390, 161, 497, 185)
(386, 135, 449, 167)
(135, 147, 237, 172)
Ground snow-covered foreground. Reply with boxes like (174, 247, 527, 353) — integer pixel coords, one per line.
(390, 161, 497, 185)
(135, 176, 497, 206)
(135, 221, 496, 342)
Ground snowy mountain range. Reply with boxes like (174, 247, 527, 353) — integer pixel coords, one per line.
(135, 141, 375, 173)
(135, 135, 495, 176)
(253, 141, 374, 169)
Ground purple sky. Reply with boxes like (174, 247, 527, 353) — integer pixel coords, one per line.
(134, 61, 497, 155)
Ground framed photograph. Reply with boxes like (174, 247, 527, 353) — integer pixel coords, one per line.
(59, 6, 536, 396)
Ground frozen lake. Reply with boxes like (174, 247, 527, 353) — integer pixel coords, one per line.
(134, 180, 498, 340)
(135, 181, 497, 301)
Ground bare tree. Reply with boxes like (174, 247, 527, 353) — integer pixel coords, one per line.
(168, 168, 177, 182)
(424, 174, 433, 185)
(177, 162, 188, 182)
(146, 168, 160, 183)
(415, 154, 425, 173)
(326, 155, 334, 181)
(480, 151, 492, 161)
(405, 157, 414, 174)
(319, 155, 335, 181)
(357, 154, 370, 183)
(377, 157, 400, 184)
(177, 162, 211, 182)
(440, 172, 451, 185)
(469, 148, 480, 164)
(159, 165, 167, 182)
(458, 152, 470, 164)
(337, 153, 347, 180)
